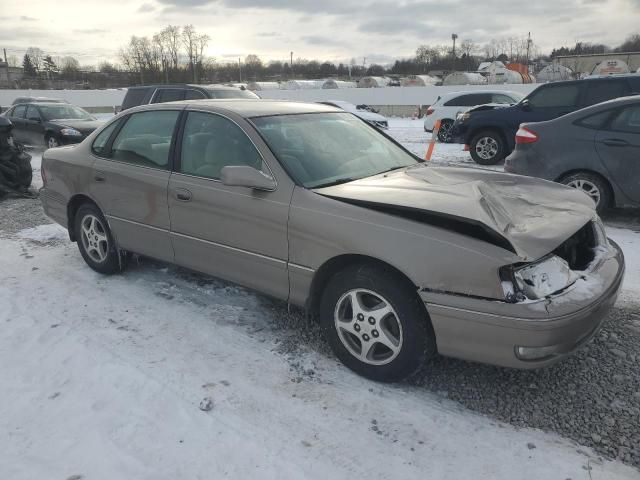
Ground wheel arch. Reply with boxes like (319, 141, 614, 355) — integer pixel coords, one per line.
(306, 254, 421, 316)
(67, 194, 100, 241)
(556, 169, 616, 208)
(469, 126, 508, 147)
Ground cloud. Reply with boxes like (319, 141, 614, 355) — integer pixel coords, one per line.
(73, 28, 109, 34)
(300, 35, 346, 47)
(137, 3, 156, 12)
(20, 16, 37, 21)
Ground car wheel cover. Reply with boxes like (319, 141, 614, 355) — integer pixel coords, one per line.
(437, 121, 453, 142)
(48, 137, 58, 148)
(475, 136, 499, 160)
(334, 288, 403, 366)
(566, 179, 601, 206)
(80, 214, 109, 263)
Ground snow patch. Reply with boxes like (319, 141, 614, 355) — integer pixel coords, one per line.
(17, 223, 67, 243)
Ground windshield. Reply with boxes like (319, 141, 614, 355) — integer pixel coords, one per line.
(39, 105, 94, 121)
(207, 88, 259, 99)
(252, 112, 419, 188)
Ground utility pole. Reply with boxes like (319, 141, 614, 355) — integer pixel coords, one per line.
(526, 32, 532, 70)
(238, 57, 242, 82)
(290, 51, 293, 77)
(451, 33, 458, 71)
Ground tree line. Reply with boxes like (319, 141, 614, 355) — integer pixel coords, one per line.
(18, 31, 640, 87)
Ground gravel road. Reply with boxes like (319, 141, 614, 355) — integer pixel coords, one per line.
(2, 192, 639, 471)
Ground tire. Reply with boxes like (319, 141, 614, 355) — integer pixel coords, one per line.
(45, 134, 60, 149)
(560, 172, 611, 212)
(320, 263, 436, 382)
(73, 203, 124, 274)
(436, 119, 454, 143)
(470, 130, 507, 165)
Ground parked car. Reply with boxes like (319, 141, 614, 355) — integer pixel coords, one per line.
(424, 90, 523, 142)
(318, 100, 388, 129)
(11, 96, 69, 105)
(3, 102, 103, 148)
(505, 95, 640, 212)
(120, 83, 259, 111)
(39, 100, 623, 382)
(453, 74, 640, 165)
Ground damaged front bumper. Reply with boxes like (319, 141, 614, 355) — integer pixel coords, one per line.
(420, 239, 625, 368)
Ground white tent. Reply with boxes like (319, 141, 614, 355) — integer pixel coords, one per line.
(246, 81, 280, 91)
(357, 76, 390, 88)
(400, 75, 438, 87)
(285, 80, 324, 90)
(442, 72, 487, 86)
(592, 59, 631, 76)
(322, 79, 357, 89)
(537, 64, 573, 82)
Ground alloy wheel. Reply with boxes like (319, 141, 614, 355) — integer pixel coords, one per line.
(475, 136, 498, 161)
(566, 179, 601, 207)
(80, 214, 109, 263)
(334, 288, 403, 366)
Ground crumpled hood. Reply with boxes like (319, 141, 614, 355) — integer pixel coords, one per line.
(314, 165, 596, 261)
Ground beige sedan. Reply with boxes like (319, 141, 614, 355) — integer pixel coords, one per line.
(39, 100, 624, 381)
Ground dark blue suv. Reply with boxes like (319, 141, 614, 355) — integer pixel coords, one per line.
(452, 74, 640, 165)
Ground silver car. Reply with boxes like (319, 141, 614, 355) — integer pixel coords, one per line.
(39, 100, 625, 382)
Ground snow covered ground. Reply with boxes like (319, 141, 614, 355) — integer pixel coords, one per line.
(2, 118, 640, 479)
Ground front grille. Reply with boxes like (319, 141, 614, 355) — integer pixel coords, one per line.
(553, 221, 597, 270)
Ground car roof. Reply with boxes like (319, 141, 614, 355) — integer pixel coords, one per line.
(127, 83, 247, 91)
(442, 89, 520, 99)
(127, 99, 342, 117)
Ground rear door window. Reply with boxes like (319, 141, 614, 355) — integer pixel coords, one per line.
(445, 93, 491, 107)
(25, 105, 41, 121)
(110, 111, 180, 169)
(528, 84, 580, 108)
(493, 93, 517, 104)
(583, 80, 629, 106)
(121, 88, 150, 110)
(185, 89, 206, 100)
(91, 119, 122, 157)
(575, 109, 615, 129)
(609, 105, 640, 134)
(152, 89, 186, 104)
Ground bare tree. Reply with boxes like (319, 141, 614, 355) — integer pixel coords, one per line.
(182, 25, 197, 81)
(160, 25, 181, 71)
(26, 47, 44, 72)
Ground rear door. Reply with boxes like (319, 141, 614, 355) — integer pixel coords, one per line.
(168, 109, 293, 300)
(595, 104, 640, 203)
(89, 109, 182, 262)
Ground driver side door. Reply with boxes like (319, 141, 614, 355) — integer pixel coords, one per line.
(25, 105, 45, 146)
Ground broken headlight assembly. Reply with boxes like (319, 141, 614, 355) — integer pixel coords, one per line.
(501, 255, 580, 302)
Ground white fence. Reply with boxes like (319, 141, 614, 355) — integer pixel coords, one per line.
(0, 83, 540, 112)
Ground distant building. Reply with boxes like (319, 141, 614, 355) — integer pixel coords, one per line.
(554, 52, 640, 76)
(0, 62, 24, 88)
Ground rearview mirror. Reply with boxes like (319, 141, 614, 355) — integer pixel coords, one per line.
(220, 165, 276, 191)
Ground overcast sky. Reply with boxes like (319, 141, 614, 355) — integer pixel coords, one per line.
(2, 0, 639, 66)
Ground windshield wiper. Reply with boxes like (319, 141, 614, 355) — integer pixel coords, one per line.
(311, 177, 358, 189)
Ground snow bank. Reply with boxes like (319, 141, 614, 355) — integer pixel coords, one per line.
(17, 223, 67, 243)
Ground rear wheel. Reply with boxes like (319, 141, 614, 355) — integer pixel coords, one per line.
(437, 119, 454, 143)
(470, 130, 506, 165)
(560, 172, 611, 212)
(320, 264, 436, 382)
(74, 204, 124, 274)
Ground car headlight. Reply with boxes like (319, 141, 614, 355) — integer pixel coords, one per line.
(456, 112, 470, 122)
(60, 128, 82, 136)
(512, 255, 579, 300)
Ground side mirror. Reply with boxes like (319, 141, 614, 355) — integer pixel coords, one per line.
(220, 165, 276, 191)
(520, 99, 532, 111)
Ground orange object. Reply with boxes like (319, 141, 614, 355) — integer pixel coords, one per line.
(425, 119, 441, 161)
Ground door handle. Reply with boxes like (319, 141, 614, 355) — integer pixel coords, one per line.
(602, 138, 629, 147)
(94, 173, 106, 182)
(175, 188, 192, 202)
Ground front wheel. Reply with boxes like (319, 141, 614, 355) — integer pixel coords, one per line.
(470, 130, 506, 165)
(74, 204, 125, 274)
(320, 264, 436, 382)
